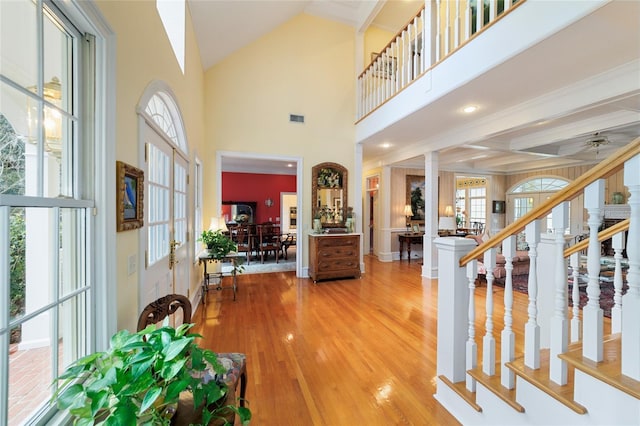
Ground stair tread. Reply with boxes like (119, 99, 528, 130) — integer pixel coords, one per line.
(438, 375, 482, 412)
(559, 333, 640, 400)
(506, 349, 587, 414)
(468, 366, 524, 412)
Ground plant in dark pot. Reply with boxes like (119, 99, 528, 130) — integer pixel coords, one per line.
(52, 321, 251, 425)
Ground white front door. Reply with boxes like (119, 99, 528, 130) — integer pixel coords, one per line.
(143, 124, 190, 308)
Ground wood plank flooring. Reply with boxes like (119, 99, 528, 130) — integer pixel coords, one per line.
(191, 255, 531, 425)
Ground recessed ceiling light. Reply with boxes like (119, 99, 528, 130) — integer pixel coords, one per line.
(463, 105, 477, 113)
(381, 143, 391, 148)
(287, 163, 293, 167)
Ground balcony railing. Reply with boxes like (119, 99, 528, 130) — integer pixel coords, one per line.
(357, 0, 525, 121)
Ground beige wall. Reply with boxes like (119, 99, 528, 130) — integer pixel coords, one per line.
(97, 1, 206, 331)
(364, 26, 394, 68)
(203, 13, 356, 269)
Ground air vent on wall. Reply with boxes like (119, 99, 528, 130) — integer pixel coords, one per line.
(289, 114, 304, 123)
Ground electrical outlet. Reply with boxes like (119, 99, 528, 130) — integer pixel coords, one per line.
(128, 254, 137, 275)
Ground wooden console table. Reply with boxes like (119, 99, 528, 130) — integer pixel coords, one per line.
(399, 233, 424, 263)
(197, 251, 241, 302)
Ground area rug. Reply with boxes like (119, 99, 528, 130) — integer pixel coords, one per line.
(489, 275, 628, 318)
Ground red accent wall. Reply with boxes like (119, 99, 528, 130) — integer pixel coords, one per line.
(222, 172, 296, 224)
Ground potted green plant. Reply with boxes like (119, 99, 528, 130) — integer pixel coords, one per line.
(198, 229, 237, 260)
(52, 321, 251, 425)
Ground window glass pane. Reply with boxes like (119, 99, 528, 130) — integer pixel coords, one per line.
(59, 208, 88, 296)
(9, 311, 53, 425)
(0, 102, 27, 196)
(0, 0, 37, 89)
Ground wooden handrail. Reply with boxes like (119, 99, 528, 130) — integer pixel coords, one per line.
(564, 218, 629, 258)
(460, 137, 640, 267)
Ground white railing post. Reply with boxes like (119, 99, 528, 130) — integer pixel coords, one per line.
(584, 179, 604, 362)
(622, 154, 640, 380)
(435, 0, 442, 62)
(525, 220, 541, 369)
(466, 260, 478, 392)
(611, 231, 625, 333)
(550, 202, 569, 385)
(501, 235, 516, 389)
(483, 248, 497, 376)
(435, 237, 477, 383)
(570, 252, 582, 343)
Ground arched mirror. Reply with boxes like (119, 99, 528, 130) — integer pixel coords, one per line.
(312, 162, 348, 228)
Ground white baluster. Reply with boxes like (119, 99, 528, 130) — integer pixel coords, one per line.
(466, 260, 478, 392)
(525, 220, 541, 369)
(550, 202, 569, 385)
(464, 0, 472, 40)
(501, 235, 516, 389)
(489, 0, 497, 21)
(444, 0, 451, 55)
(483, 248, 497, 376)
(504, 0, 513, 11)
(622, 154, 640, 380)
(435, 0, 442, 62)
(476, 0, 484, 34)
(570, 252, 582, 343)
(454, 0, 461, 48)
(611, 231, 625, 333)
(584, 179, 604, 362)
(421, 6, 428, 71)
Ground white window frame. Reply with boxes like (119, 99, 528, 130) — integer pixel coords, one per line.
(0, 1, 115, 424)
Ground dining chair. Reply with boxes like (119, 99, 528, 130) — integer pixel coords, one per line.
(257, 223, 281, 263)
(234, 225, 252, 264)
(137, 294, 248, 413)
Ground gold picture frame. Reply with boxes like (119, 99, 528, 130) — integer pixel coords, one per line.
(406, 174, 425, 223)
(116, 161, 144, 232)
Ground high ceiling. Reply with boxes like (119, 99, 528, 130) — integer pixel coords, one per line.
(187, 1, 640, 175)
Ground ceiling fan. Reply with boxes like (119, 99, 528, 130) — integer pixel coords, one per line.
(557, 131, 627, 157)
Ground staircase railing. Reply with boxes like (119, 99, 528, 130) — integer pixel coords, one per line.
(357, 0, 526, 121)
(436, 136, 640, 416)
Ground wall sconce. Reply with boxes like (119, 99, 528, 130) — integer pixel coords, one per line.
(27, 76, 63, 155)
(265, 198, 274, 207)
(403, 204, 413, 233)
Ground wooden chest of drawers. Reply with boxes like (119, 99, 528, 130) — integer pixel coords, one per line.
(308, 234, 361, 282)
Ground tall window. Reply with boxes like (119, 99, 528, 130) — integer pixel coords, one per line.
(508, 177, 570, 232)
(455, 176, 487, 228)
(1, 1, 102, 424)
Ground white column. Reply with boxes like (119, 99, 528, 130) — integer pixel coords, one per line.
(622, 154, 640, 380)
(354, 144, 364, 273)
(583, 179, 604, 362)
(550, 202, 569, 385)
(524, 220, 541, 369)
(21, 145, 52, 349)
(435, 237, 476, 383)
(378, 166, 394, 261)
(422, 152, 439, 278)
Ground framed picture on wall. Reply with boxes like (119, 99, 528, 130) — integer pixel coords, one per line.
(116, 161, 144, 232)
(406, 174, 425, 222)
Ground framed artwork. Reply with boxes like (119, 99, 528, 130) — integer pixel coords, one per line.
(492, 200, 506, 214)
(116, 161, 144, 232)
(412, 224, 420, 233)
(370, 52, 397, 79)
(406, 174, 425, 222)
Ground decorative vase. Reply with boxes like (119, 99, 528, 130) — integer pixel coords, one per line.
(313, 219, 322, 233)
(612, 191, 624, 204)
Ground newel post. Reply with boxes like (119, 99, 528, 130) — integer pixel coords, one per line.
(435, 237, 476, 383)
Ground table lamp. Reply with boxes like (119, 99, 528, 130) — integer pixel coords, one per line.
(403, 204, 413, 232)
(438, 217, 457, 235)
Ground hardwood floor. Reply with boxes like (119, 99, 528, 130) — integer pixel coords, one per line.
(192, 255, 532, 425)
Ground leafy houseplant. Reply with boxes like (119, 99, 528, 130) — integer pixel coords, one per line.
(53, 322, 251, 425)
(199, 229, 237, 260)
